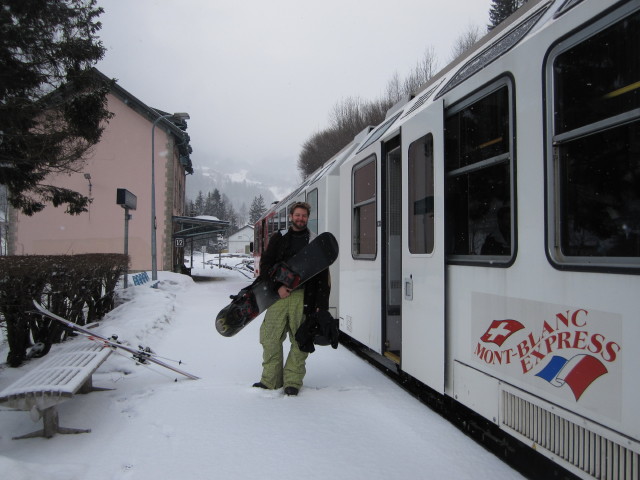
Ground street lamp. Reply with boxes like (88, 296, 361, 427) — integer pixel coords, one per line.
(151, 111, 190, 281)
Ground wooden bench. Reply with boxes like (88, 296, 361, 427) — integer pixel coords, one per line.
(0, 338, 113, 439)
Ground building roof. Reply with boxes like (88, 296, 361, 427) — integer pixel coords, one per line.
(93, 68, 193, 174)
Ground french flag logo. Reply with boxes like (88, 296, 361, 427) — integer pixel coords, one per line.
(480, 319, 525, 347)
(536, 354, 608, 401)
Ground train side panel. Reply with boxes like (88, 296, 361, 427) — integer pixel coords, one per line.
(337, 0, 640, 477)
(257, 1, 640, 477)
(447, 0, 640, 445)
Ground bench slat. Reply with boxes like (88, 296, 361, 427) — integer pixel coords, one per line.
(0, 339, 112, 411)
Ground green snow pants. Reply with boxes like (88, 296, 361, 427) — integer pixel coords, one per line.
(259, 288, 308, 390)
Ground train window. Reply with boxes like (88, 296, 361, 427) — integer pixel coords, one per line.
(279, 208, 286, 231)
(554, 12, 639, 134)
(307, 189, 318, 234)
(548, 8, 640, 268)
(352, 155, 377, 259)
(444, 81, 514, 261)
(408, 134, 434, 254)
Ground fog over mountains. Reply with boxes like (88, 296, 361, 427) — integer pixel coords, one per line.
(185, 165, 281, 215)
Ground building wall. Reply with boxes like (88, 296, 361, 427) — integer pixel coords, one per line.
(9, 92, 186, 272)
(167, 136, 188, 271)
(228, 226, 254, 254)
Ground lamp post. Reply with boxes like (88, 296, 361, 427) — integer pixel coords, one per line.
(151, 111, 190, 281)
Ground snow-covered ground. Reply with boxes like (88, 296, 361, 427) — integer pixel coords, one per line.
(0, 256, 524, 479)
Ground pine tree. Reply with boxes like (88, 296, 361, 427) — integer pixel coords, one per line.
(206, 189, 223, 219)
(488, 0, 528, 30)
(226, 204, 239, 234)
(203, 191, 215, 216)
(193, 191, 205, 216)
(0, 0, 113, 215)
(219, 193, 231, 222)
(249, 195, 267, 224)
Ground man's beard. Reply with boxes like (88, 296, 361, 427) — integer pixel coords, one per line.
(292, 220, 307, 230)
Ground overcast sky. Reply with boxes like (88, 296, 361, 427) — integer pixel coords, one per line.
(96, 0, 493, 197)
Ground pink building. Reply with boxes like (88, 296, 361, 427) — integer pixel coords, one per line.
(7, 70, 194, 273)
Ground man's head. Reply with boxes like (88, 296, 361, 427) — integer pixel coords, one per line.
(289, 201, 311, 231)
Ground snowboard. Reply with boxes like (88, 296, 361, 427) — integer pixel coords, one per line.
(215, 231, 339, 337)
(32, 300, 199, 380)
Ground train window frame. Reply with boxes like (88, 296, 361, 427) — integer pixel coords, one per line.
(306, 188, 319, 234)
(444, 77, 516, 265)
(545, 4, 640, 272)
(408, 133, 435, 255)
(352, 154, 377, 260)
(268, 216, 275, 237)
(254, 222, 263, 254)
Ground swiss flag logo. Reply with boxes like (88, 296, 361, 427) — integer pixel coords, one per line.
(480, 319, 525, 347)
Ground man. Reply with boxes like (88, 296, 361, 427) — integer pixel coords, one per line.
(253, 201, 331, 396)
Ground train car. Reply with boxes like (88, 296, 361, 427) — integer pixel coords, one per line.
(253, 128, 371, 317)
(337, 1, 639, 479)
(254, 1, 638, 477)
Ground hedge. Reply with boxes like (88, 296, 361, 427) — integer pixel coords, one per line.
(0, 253, 129, 367)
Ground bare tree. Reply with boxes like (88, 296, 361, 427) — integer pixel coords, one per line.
(298, 128, 341, 177)
(449, 24, 483, 62)
(329, 96, 364, 134)
(361, 98, 391, 126)
(403, 46, 439, 96)
(385, 71, 403, 105)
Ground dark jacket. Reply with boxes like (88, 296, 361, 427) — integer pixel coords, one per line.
(259, 228, 331, 314)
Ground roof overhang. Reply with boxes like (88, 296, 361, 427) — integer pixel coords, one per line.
(173, 216, 230, 241)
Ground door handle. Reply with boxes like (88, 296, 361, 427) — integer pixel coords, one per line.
(404, 275, 413, 301)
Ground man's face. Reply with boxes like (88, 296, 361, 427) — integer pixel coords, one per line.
(290, 207, 309, 231)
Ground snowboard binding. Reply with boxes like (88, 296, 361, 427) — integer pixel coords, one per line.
(270, 262, 301, 289)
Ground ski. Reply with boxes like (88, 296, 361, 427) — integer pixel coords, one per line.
(32, 300, 199, 380)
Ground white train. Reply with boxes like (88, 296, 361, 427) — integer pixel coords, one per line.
(254, 1, 639, 478)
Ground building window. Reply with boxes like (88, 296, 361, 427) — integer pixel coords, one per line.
(548, 8, 640, 268)
(352, 155, 377, 258)
(408, 134, 435, 254)
(445, 80, 514, 261)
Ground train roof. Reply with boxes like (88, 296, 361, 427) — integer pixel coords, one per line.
(374, 0, 565, 134)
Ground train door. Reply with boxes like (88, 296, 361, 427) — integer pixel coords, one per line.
(400, 101, 445, 393)
(382, 136, 402, 364)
